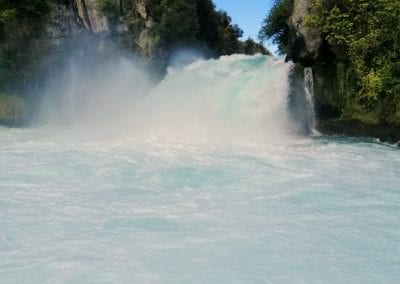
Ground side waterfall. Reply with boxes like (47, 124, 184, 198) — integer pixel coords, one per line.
(304, 67, 317, 134)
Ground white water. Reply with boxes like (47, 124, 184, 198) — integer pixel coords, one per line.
(1, 55, 400, 283)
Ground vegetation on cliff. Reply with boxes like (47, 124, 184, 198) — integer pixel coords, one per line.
(0, 0, 51, 91)
(260, 0, 400, 128)
(0, 0, 52, 123)
(307, 0, 400, 125)
(98, 0, 268, 57)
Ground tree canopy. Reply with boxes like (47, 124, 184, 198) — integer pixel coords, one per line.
(258, 0, 293, 54)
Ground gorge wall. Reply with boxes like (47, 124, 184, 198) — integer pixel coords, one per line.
(286, 0, 400, 144)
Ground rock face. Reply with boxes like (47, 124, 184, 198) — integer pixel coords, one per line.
(286, 0, 322, 65)
(44, 0, 148, 49)
(285, 0, 343, 124)
(23, 0, 153, 63)
(76, 0, 109, 32)
(128, 0, 158, 57)
(286, 0, 400, 144)
(46, 0, 111, 41)
(63, 0, 155, 56)
(39, 0, 110, 55)
(46, 2, 87, 47)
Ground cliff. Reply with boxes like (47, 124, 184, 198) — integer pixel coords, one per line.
(286, 0, 321, 65)
(285, 0, 400, 144)
(0, 0, 149, 124)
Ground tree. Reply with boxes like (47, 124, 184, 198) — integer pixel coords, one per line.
(156, 0, 199, 49)
(243, 38, 270, 55)
(213, 10, 243, 55)
(258, 0, 293, 54)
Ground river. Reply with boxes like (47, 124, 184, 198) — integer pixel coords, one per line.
(1, 55, 399, 283)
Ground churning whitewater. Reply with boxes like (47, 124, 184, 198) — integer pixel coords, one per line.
(1, 55, 400, 283)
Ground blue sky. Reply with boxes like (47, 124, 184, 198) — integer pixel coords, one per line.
(213, 0, 276, 52)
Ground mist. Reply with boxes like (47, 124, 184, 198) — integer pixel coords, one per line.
(35, 48, 295, 143)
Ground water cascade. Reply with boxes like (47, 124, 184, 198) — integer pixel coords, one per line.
(136, 55, 293, 142)
(40, 54, 295, 143)
(303, 66, 317, 134)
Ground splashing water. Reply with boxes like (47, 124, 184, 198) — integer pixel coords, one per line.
(1, 55, 400, 283)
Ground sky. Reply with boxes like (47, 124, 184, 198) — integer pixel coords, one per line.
(213, 0, 276, 53)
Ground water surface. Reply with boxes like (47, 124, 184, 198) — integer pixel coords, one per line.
(1, 128, 399, 283)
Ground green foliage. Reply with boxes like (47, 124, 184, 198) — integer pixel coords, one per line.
(258, 0, 294, 54)
(196, 0, 219, 50)
(308, 0, 400, 124)
(260, 0, 400, 125)
(0, 0, 50, 33)
(0, 0, 51, 93)
(243, 38, 270, 55)
(98, 0, 119, 22)
(213, 11, 243, 55)
(0, 5, 14, 27)
(125, 0, 249, 57)
(0, 0, 50, 31)
(156, 0, 199, 47)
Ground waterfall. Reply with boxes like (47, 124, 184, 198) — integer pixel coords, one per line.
(304, 67, 317, 134)
(38, 54, 297, 142)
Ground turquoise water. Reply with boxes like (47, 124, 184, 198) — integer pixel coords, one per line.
(1, 55, 400, 283)
(1, 129, 399, 283)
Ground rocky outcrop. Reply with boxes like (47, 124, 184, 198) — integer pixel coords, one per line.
(285, 0, 324, 136)
(286, 0, 400, 144)
(77, 0, 109, 32)
(45, 2, 87, 47)
(286, 0, 322, 65)
(47, 0, 110, 39)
